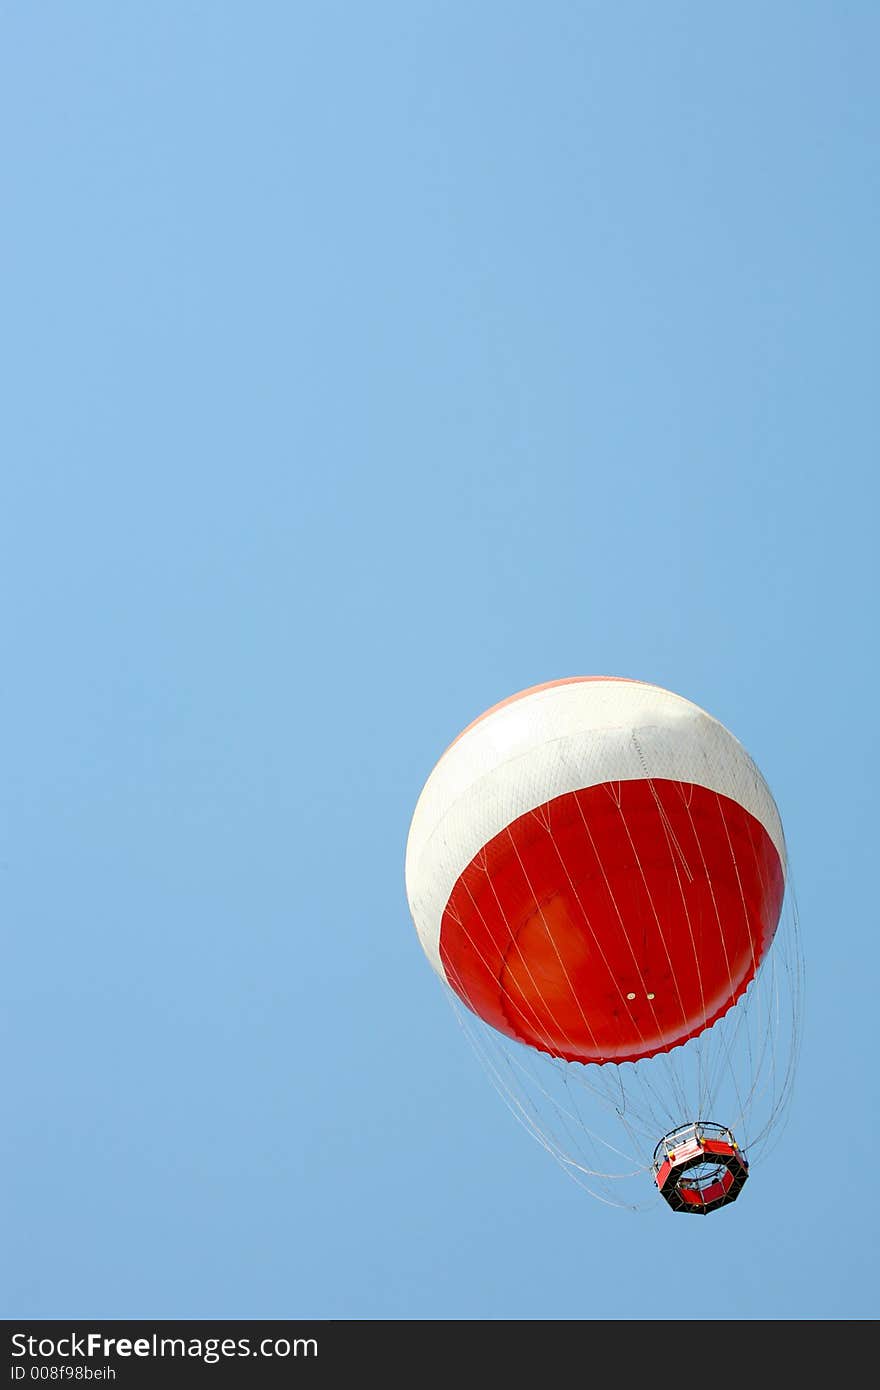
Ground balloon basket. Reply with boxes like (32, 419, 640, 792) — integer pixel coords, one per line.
(652, 1121, 749, 1215)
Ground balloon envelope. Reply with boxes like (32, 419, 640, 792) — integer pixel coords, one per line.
(406, 676, 787, 1067)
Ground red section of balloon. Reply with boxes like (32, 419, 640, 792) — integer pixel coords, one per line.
(439, 779, 785, 1064)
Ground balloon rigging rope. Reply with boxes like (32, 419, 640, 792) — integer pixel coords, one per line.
(435, 778, 804, 1207)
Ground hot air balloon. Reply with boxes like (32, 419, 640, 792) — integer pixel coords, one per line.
(405, 677, 804, 1214)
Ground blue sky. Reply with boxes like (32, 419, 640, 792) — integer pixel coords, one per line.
(1, 2, 877, 1321)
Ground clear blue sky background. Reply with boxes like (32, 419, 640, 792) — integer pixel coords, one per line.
(2, 3, 877, 1322)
